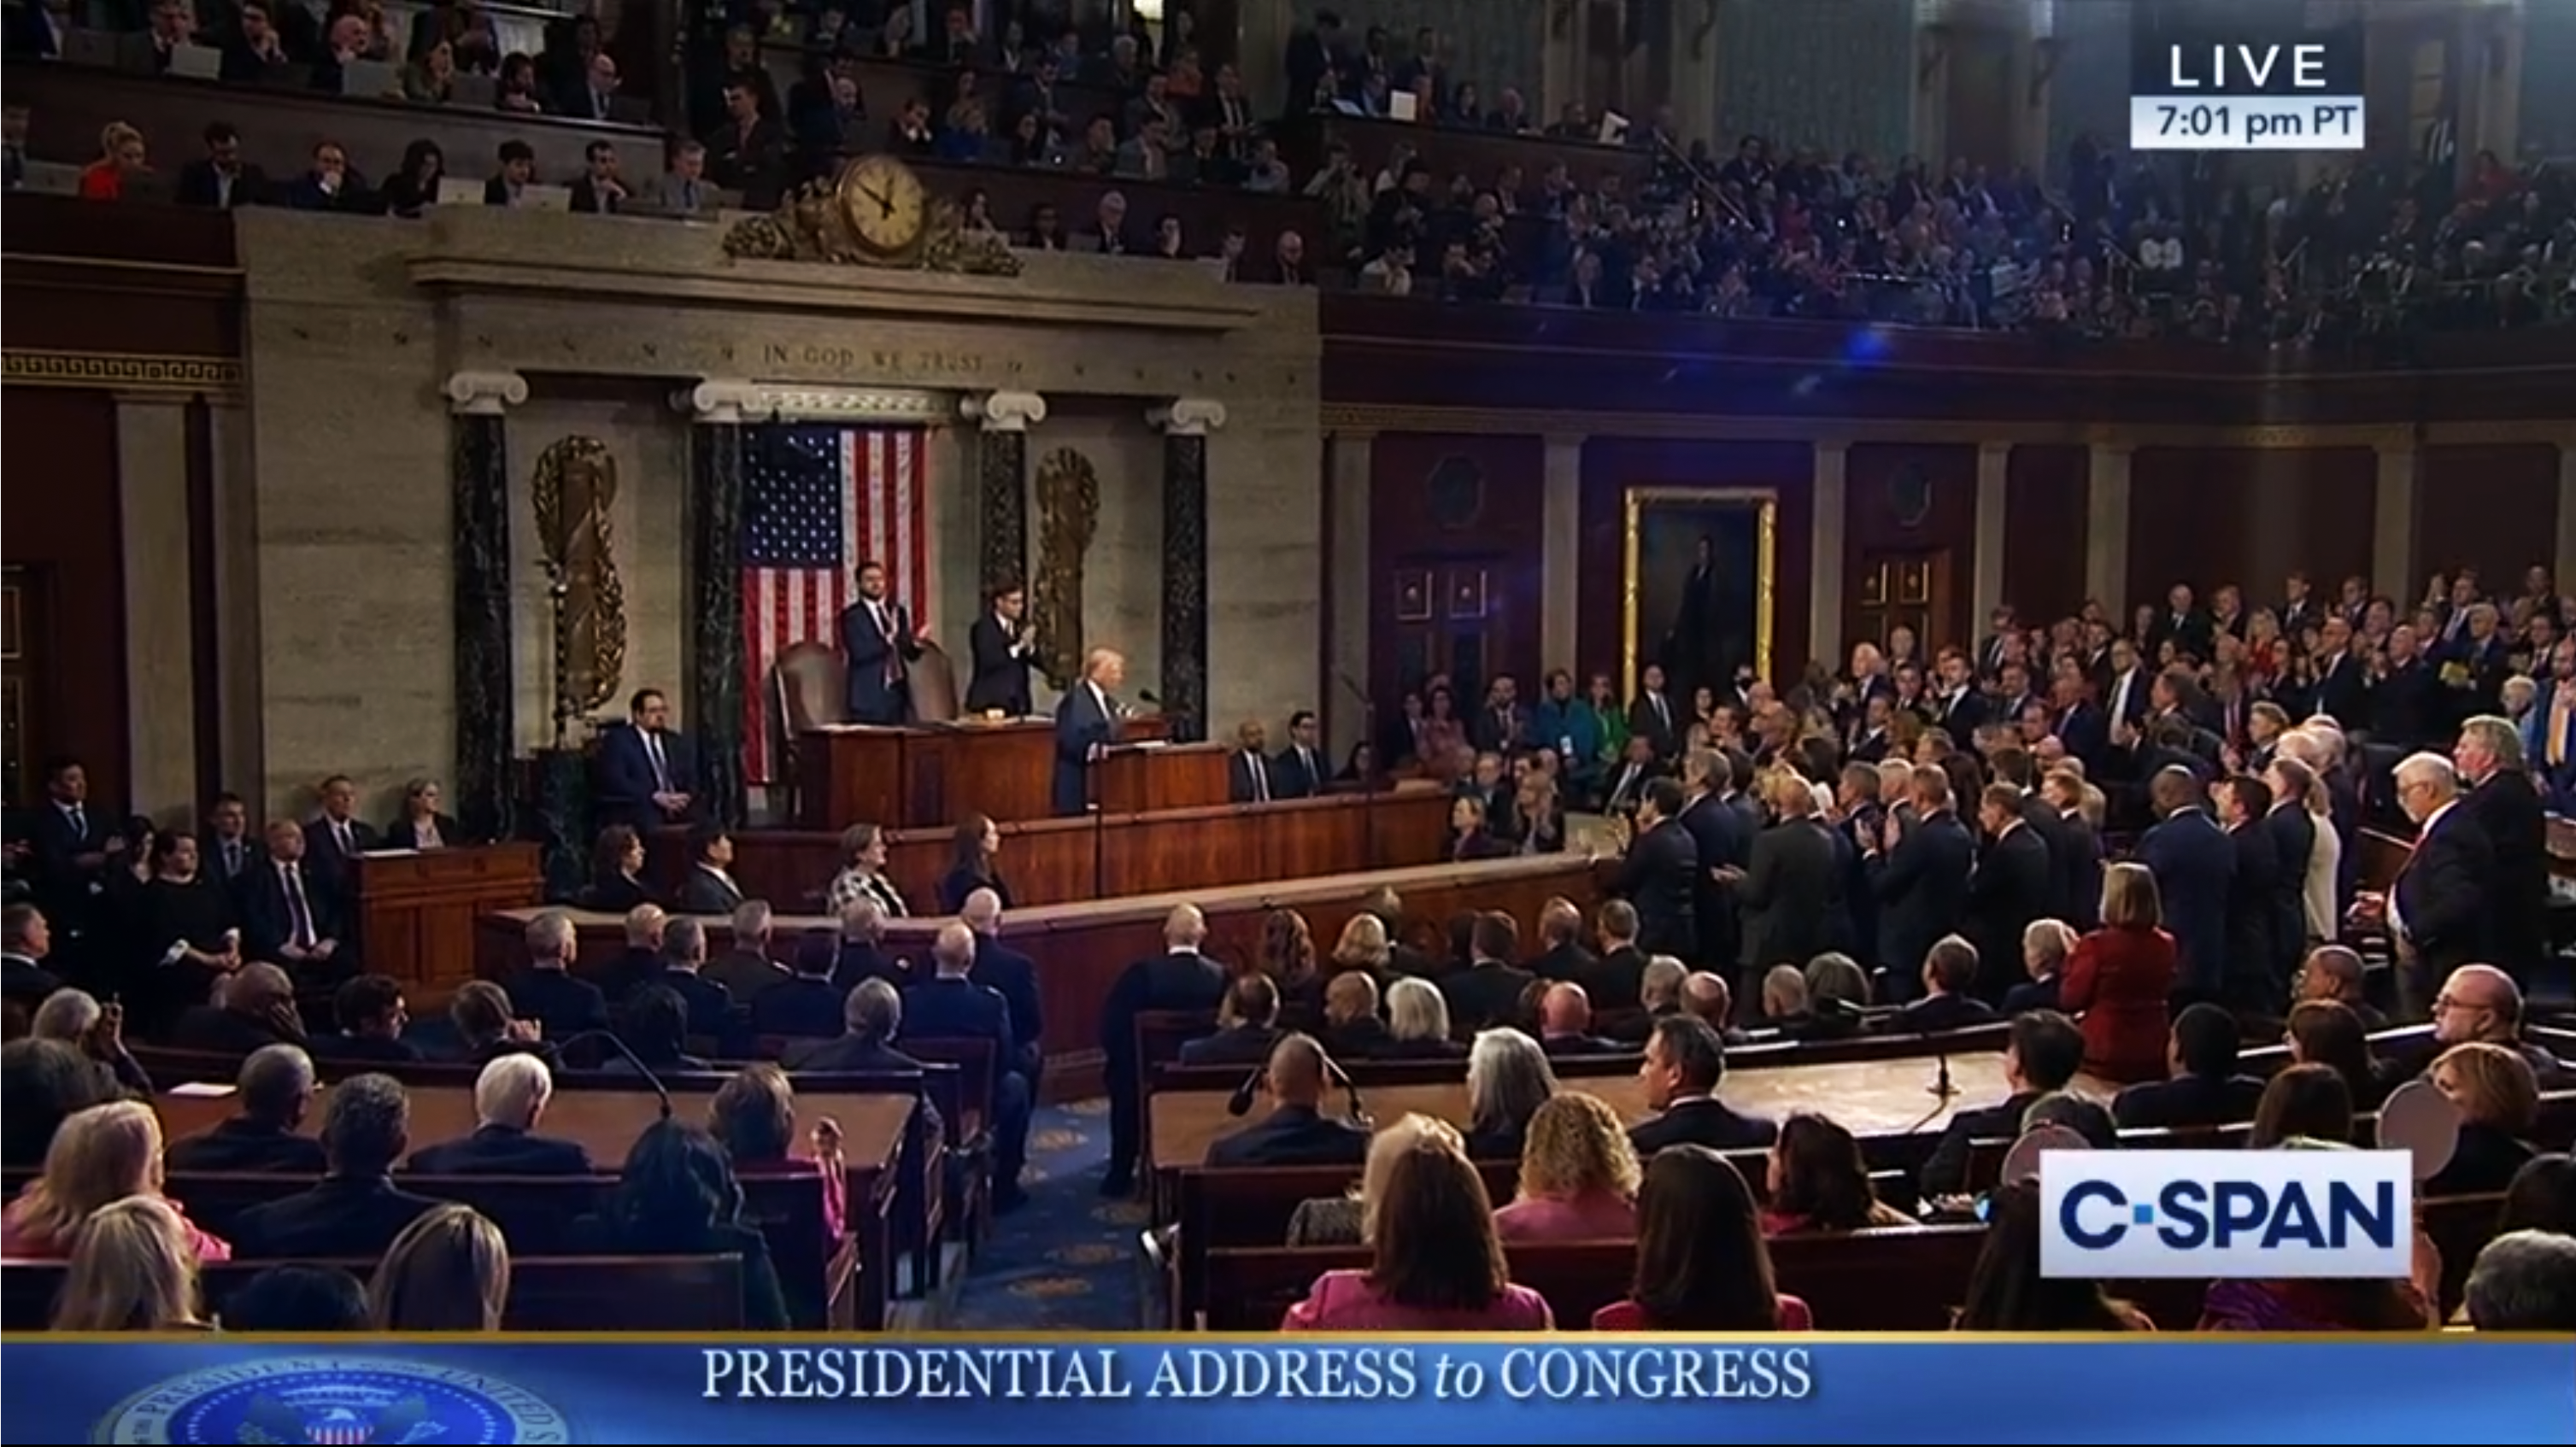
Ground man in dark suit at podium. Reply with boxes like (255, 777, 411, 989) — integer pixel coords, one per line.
(840, 559, 924, 724)
(595, 688, 699, 835)
(963, 582, 1038, 716)
(1051, 647, 1125, 817)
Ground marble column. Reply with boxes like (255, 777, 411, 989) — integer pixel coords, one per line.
(2555, 445, 2576, 596)
(113, 393, 198, 817)
(1325, 430, 1374, 760)
(206, 401, 264, 806)
(1973, 442, 2010, 618)
(2371, 441, 2421, 603)
(1540, 434, 1584, 674)
(2082, 442, 2132, 612)
(678, 379, 762, 829)
(1150, 399, 1226, 743)
(1809, 442, 1849, 666)
(959, 390, 1048, 593)
(444, 370, 526, 845)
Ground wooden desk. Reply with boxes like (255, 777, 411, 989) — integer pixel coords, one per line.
(658, 782, 1456, 911)
(1097, 741, 1231, 813)
(351, 843, 543, 998)
(1149, 1053, 2111, 1170)
(490, 851, 1608, 1099)
(796, 715, 1167, 829)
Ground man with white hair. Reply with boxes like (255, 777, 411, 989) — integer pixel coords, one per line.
(905, 921, 1033, 1209)
(959, 888, 1042, 1077)
(166, 1042, 326, 1174)
(508, 908, 610, 1041)
(704, 899, 789, 1002)
(1097, 902, 1226, 1197)
(609, 903, 669, 995)
(1051, 647, 1126, 817)
(173, 961, 302, 1055)
(2453, 714, 2547, 985)
(2463, 1230, 2576, 1332)
(2387, 750, 2495, 1016)
(406, 1052, 593, 1175)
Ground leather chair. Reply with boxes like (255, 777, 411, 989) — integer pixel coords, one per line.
(772, 642, 848, 809)
(911, 641, 961, 724)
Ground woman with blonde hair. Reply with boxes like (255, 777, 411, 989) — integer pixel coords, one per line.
(79, 121, 149, 201)
(1329, 912, 1392, 982)
(1284, 1112, 1455, 1246)
(1382, 978, 1463, 1060)
(51, 1197, 208, 1332)
(2057, 862, 2178, 1082)
(369, 1204, 510, 1331)
(1280, 1116, 1551, 1331)
(1, 1102, 229, 1260)
(1494, 1093, 1638, 1241)
(2427, 1042, 2543, 1197)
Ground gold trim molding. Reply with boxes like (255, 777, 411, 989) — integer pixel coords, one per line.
(1319, 404, 2574, 453)
(3, 350, 243, 399)
(1622, 486, 1778, 701)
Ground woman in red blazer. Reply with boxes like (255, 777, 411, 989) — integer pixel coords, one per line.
(2057, 862, 2177, 1083)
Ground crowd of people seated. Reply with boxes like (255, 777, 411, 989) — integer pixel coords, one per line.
(11, 0, 2569, 342)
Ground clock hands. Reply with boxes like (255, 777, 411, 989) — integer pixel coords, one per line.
(857, 179, 895, 217)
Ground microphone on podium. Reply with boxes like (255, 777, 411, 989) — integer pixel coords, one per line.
(1226, 1063, 1263, 1117)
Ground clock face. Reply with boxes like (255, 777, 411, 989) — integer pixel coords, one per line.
(841, 156, 926, 255)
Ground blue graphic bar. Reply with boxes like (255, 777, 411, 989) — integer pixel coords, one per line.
(10, 1338, 2570, 1444)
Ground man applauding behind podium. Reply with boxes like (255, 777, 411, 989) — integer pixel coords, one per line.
(840, 560, 924, 724)
(1052, 648, 1124, 817)
(964, 582, 1037, 716)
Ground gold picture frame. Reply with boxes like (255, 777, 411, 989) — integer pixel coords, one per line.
(1621, 486, 1779, 700)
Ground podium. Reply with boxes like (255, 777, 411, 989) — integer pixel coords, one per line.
(352, 843, 543, 998)
(1094, 741, 1232, 813)
(798, 715, 1170, 829)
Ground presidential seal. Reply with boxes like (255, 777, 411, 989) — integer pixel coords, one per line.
(93, 1356, 572, 1444)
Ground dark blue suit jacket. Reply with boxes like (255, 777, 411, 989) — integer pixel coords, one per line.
(595, 724, 699, 834)
(2136, 807, 2235, 996)
(839, 599, 921, 724)
(237, 859, 345, 958)
(901, 976, 1017, 1072)
(1052, 684, 1113, 817)
(970, 934, 1044, 1065)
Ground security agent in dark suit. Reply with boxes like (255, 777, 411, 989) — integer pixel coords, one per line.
(165, 1042, 329, 1175)
(1098, 903, 1229, 1195)
(672, 822, 746, 916)
(2387, 751, 2496, 1016)
(1180, 974, 1282, 1065)
(230, 1073, 441, 1260)
(1627, 664, 1682, 759)
(1611, 778, 1699, 958)
(2110, 1003, 2264, 1130)
(840, 559, 925, 724)
(905, 922, 1034, 1208)
(2454, 717, 2550, 985)
(959, 888, 1044, 1077)
(24, 755, 113, 940)
(200, 794, 260, 888)
(505, 910, 613, 1044)
(1204, 1032, 1370, 1168)
(1628, 1014, 1774, 1156)
(1867, 769, 1973, 1000)
(1051, 648, 1124, 818)
(1917, 1010, 2086, 1198)
(1226, 720, 1278, 804)
(2215, 774, 2287, 1012)
(1271, 712, 1327, 800)
(405, 1052, 596, 1175)
(2134, 767, 2235, 1005)
(1966, 783, 2053, 1005)
(594, 688, 700, 836)
(302, 775, 381, 890)
(1737, 776, 1840, 981)
(963, 583, 1039, 716)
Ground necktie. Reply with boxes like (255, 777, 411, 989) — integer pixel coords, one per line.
(1299, 747, 1314, 782)
(284, 864, 317, 949)
(224, 841, 242, 876)
(333, 820, 353, 856)
(67, 805, 85, 840)
(1252, 758, 1270, 803)
(645, 731, 670, 792)
(877, 604, 901, 682)
(1653, 694, 1669, 729)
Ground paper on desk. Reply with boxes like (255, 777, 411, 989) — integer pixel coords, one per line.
(166, 1082, 238, 1098)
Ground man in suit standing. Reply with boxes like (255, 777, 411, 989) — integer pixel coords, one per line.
(594, 688, 698, 836)
(26, 756, 114, 950)
(404, 1053, 595, 1175)
(302, 774, 379, 890)
(1611, 778, 1698, 958)
(201, 793, 258, 888)
(1203, 1033, 1369, 1167)
(1226, 720, 1276, 804)
(959, 888, 1042, 1080)
(1967, 782, 2053, 1005)
(1737, 774, 1838, 987)
(1675, 751, 1746, 972)
(1867, 768, 1974, 999)
(840, 559, 925, 724)
(2454, 715, 2549, 987)
(2389, 751, 2496, 1017)
(962, 582, 1038, 716)
(2135, 766, 2234, 1007)
(1051, 648, 1124, 817)
(1096, 903, 1225, 1195)
(1271, 711, 1327, 799)
(1626, 662, 1681, 759)
(905, 923, 1032, 1209)
(2214, 774, 2286, 1013)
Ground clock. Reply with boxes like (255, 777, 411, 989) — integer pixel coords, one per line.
(836, 154, 927, 259)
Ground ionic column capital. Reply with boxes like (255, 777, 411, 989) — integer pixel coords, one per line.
(960, 390, 1049, 433)
(672, 379, 765, 425)
(444, 371, 529, 416)
(1148, 398, 1229, 436)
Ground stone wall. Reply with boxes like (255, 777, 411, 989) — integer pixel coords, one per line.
(229, 207, 1323, 822)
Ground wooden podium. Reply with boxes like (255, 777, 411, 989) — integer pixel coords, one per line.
(352, 843, 543, 999)
(798, 715, 1170, 829)
(1094, 741, 1232, 813)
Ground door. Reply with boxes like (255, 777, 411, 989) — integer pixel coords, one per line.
(2, 565, 42, 806)
(1382, 558, 1517, 721)
(1849, 549, 1956, 659)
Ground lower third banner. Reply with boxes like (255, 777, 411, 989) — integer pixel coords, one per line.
(9, 1338, 2570, 1444)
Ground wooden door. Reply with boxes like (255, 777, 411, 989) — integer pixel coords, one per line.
(1849, 549, 1955, 658)
(1382, 559, 1517, 713)
(2, 566, 43, 806)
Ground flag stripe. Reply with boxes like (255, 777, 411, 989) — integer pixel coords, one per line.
(739, 425, 932, 783)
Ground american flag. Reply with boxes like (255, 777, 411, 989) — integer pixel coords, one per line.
(741, 425, 932, 782)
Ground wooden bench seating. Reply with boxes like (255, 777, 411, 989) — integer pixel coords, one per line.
(3, 1253, 744, 1332)
(1197, 1191, 2514, 1332)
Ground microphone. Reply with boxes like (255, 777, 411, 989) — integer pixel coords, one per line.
(1324, 1056, 1371, 1128)
(1928, 1045, 1957, 1101)
(558, 1029, 675, 1120)
(1135, 688, 1162, 706)
(1226, 1063, 1263, 1117)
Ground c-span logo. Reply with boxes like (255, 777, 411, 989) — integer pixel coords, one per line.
(2039, 1148, 2411, 1280)
(94, 1357, 572, 1444)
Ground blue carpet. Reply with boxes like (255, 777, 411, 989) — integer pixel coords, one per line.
(950, 1098, 1146, 1329)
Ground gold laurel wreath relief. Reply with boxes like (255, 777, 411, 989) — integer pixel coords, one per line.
(1030, 447, 1101, 691)
(530, 436, 629, 720)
